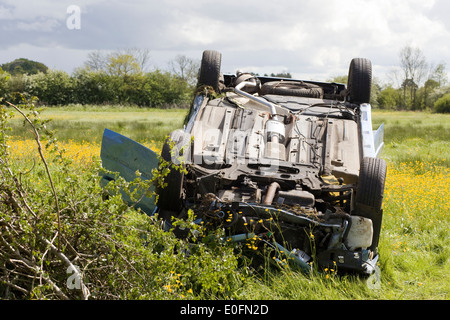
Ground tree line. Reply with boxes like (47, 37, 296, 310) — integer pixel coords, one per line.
(0, 49, 199, 108)
(375, 45, 449, 112)
(1, 46, 449, 112)
(330, 45, 449, 113)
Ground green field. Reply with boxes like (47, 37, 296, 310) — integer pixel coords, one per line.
(10, 106, 450, 163)
(3, 105, 449, 300)
(9, 105, 189, 145)
(372, 110, 450, 167)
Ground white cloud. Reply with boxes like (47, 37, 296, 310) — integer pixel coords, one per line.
(16, 18, 60, 32)
(0, 0, 448, 83)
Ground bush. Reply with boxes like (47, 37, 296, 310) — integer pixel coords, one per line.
(377, 86, 401, 110)
(0, 98, 244, 299)
(27, 70, 75, 105)
(0, 68, 10, 98)
(434, 93, 450, 113)
(72, 68, 115, 105)
(3, 68, 195, 107)
(1, 58, 48, 75)
(143, 70, 192, 107)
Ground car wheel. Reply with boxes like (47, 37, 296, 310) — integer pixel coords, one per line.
(157, 130, 191, 218)
(355, 157, 387, 252)
(260, 81, 323, 98)
(347, 58, 372, 104)
(198, 50, 222, 92)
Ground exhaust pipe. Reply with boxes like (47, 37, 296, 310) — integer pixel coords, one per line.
(234, 81, 279, 120)
(263, 182, 281, 205)
(235, 80, 286, 159)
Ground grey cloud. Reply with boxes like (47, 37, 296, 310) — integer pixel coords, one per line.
(0, 0, 448, 82)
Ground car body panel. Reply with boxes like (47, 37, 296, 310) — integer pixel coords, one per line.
(100, 128, 158, 214)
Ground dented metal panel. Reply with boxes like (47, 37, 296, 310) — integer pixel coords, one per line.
(100, 128, 158, 214)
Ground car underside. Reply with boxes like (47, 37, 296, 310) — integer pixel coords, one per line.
(100, 50, 386, 275)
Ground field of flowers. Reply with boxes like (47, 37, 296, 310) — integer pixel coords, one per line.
(384, 161, 449, 230)
(9, 138, 161, 167)
(5, 107, 449, 300)
(377, 161, 449, 299)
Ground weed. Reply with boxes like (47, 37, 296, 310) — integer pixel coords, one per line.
(0, 100, 243, 300)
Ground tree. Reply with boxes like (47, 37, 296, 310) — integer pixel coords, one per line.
(328, 75, 348, 84)
(377, 85, 401, 109)
(107, 54, 141, 77)
(399, 45, 428, 110)
(434, 93, 450, 113)
(84, 51, 107, 72)
(421, 78, 440, 110)
(370, 77, 382, 108)
(399, 45, 427, 87)
(0, 67, 10, 97)
(27, 70, 74, 105)
(143, 70, 192, 107)
(169, 55, 199, 86)
(270, 72, 292, 78)
(84, 48, 151, 74)
(72, 67, 114, 105)
(328, 75, 381, 107)
(1, 58, 48, 75)
(121, 48, 151, 72)
(430, 62, 447, 87)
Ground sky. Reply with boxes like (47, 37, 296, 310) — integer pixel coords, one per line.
(0, 0, 449, 84)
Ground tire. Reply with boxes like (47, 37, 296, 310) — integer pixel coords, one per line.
(260, 81, 323, 98)
(347, 58, 372, 104)
(355, 157, 387, 252)
(355, 157, 386, 211)
(198, 50, 222, 92)
(157, 130, 191, 216)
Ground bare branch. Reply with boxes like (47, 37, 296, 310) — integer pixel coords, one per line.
(42, 237, 91, 300)
(5, 101, 61, 247)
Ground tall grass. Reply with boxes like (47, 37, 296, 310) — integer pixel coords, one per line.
(1, 103, 242, 300)
(372, 111, 450, 166)
(377, 161, 449, 299)
(9, 105, 188, 145)
(6, 106, 449, 300)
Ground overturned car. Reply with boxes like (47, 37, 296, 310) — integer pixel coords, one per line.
(100, 50, 386, 275)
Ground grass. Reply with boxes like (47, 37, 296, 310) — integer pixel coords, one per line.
(6, 105, 449, 300)
(373, 162, 448, 299)
(372, 110, 450, 166)
(9, 104, 188, 145)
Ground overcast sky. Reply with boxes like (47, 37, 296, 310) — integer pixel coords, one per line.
(0, 0, 449, 84)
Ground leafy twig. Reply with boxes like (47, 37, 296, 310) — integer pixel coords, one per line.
(6, 101, 62, 248)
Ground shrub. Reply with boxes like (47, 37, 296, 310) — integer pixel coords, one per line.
(1, 58, 48, 75)
(142, 70, 192, 107)
(72, 68, 115, 105)
(434, 93, 450, 113)
(27, 70, 74, 105)
(0, 98, 244, 299)
(377, 86, 401, 110)
(0, 68, 10, 97)
(15, 68, 194, 107)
